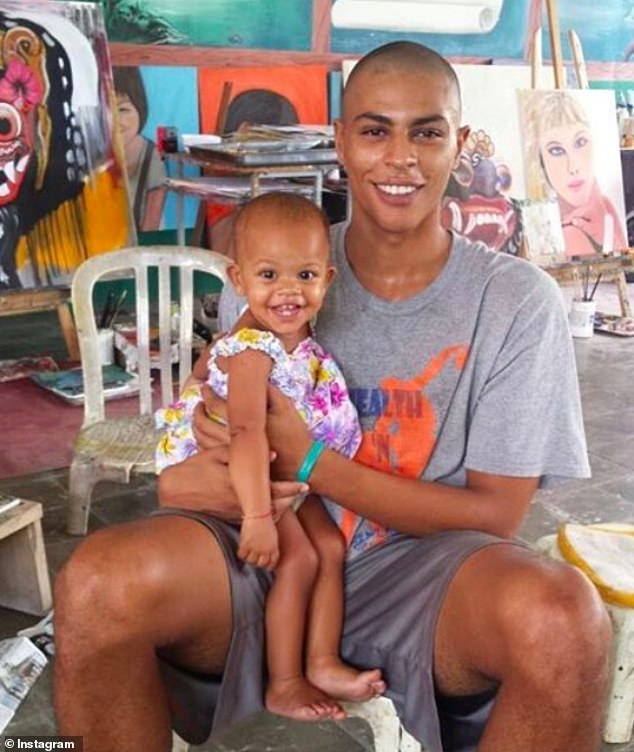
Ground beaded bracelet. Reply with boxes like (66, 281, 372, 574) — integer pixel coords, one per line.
(296, 440, 326, 484)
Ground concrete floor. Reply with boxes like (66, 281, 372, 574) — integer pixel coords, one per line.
(1, 288, 633, 751)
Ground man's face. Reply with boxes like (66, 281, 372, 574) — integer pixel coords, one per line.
(335, 65, 468, 236)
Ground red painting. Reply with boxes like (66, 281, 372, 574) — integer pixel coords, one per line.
(198, 65, 329, 134)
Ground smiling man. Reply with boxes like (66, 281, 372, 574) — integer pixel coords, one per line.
(54, 42, 611, 752)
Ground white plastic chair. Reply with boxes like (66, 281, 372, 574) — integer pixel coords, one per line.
(536, 526, 634, 744)
(67, 245, 228, 535)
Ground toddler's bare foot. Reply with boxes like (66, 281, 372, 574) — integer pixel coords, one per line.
(266, 676, 346, 721)
(308, 656, 386, 702)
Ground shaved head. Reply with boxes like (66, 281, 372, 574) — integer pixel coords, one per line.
(343, 41, 462, 122)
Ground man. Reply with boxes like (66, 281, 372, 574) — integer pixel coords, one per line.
(54, 42, 611, 752)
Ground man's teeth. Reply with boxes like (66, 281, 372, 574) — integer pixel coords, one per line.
(378, 184, 417, 195)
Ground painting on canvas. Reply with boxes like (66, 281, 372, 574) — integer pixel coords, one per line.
(443, 64, 545, 255)
(0, 1, 132, 291)
(332, 0, 528, 60)
(517, 88, 627, 257)
(98, 0, 313, 50)
(198, 65, 329, 135)
(113, 65, 199, 233)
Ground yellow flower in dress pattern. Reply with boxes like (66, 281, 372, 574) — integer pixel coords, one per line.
(158, 432, 175, 456)
(236, 328, 262, 345)
(161, 405, 186, 425)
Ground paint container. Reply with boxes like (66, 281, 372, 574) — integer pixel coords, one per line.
(569, 299, 596, 339)
(97, 328, 115, 365)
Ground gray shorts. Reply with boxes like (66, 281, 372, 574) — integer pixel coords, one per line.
(154, 508, 515, 752)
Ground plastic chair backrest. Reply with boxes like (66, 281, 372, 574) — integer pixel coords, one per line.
(71, 246, 228, 426)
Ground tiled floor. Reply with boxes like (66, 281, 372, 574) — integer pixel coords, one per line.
(1, 286, 634, 751)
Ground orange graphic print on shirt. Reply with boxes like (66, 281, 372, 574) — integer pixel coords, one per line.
(339, 344, 469, 547)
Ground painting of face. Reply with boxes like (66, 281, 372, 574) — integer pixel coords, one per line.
(538, 123, 595, 210)
(116, 94, 141, 149)
(519, 88, 627, 256)
(0, 2, 132, 291)
(0, 58, 41, 206)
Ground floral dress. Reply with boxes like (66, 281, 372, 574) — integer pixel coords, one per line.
(155, 328, 361, 473)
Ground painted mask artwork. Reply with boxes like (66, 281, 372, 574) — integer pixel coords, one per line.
(0, 2, 132, 291)
(442, 128, 522, 255)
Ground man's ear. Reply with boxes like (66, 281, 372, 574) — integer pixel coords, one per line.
(227, 263, 245, 296)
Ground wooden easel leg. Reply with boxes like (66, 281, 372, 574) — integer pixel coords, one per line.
(614, 270, 632, 317)
(545, 0, 565, 88)
(57, 300, 80, 361)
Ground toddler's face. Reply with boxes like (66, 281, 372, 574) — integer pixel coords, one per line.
(230, 216, 334, 345)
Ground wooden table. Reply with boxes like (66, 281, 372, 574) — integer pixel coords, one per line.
(0, 499, 52, 616)
(543, 252, 634, 317)
(0, 287, 80, 360)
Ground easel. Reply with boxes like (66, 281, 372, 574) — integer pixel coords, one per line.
(534, 0, 634, 317)
(0, 288, 80, 361)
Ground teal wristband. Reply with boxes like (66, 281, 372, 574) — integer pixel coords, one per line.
(296, 440, 326, 483)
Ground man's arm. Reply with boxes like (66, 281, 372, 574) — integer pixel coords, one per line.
(265, 387, 537, 540)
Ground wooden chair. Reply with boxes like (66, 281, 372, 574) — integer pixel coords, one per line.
(67, 246, 228, 535)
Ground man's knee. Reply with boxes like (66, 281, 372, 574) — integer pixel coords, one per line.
(55, 526, 164, 639)
(56, 532, 113, 615)
(505, 560, 612, 682)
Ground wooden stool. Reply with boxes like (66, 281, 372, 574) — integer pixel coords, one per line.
(537, 525, 634, 744)
(0, 499, 52, 616)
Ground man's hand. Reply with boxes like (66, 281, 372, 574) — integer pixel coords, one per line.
(159, 385, 308, 520)
(266, 385, 312, 480)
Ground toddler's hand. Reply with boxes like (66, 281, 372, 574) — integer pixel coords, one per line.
(238, 517, 279, 570)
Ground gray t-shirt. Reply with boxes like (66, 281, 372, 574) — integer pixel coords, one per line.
(320, 224, 589, 490)
(219, 223, 589, 551)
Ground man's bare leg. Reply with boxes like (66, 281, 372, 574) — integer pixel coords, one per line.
(434, 543, 612, 751)
(54, 515, 233, 752)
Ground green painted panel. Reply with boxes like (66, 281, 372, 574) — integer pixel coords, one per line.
(63, 0, 312, 49)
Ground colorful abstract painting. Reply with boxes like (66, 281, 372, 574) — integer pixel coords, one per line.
(0, 1, 132, 291)
(517, 88, 627, 257)
(198, 65, 329, 134)
(113, 65, 199, 232)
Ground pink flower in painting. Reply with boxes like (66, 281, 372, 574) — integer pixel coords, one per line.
(0, 60, 43, 110)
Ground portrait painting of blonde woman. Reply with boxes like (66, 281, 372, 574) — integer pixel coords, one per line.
(518, 88, 627, 257)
